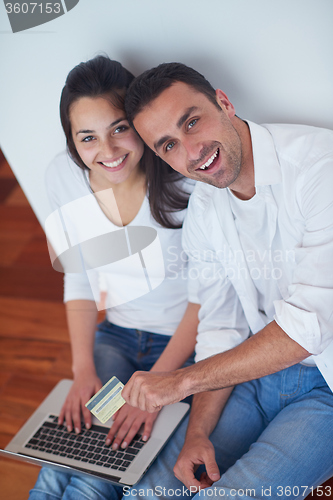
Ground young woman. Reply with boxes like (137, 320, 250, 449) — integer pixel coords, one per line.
(29, 56, 198, 499)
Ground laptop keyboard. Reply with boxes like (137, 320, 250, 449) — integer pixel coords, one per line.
(24, 414, 146, 471)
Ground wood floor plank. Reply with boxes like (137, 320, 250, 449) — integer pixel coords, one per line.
(51, 346, 72, 379)
(5, 184, 30, 206)
(0, 458, 40, 500)
(0, 297, 68, 341)
(0, 233, 33, 267)
(0, 338, 69, 374)
(14, 234, 56, 268)
(0, 178, 17, 202)
(0, 206, 42, 235)
(0, 152, 16, 178)
(0, 265, 63, 301)
(1, 374, 64, 407)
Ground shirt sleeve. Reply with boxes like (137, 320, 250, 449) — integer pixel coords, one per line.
(182, 192, 250, 362)
(63, 271, 98, 303)
(45, 156, 98, 305)
(274, 154, 333, 355)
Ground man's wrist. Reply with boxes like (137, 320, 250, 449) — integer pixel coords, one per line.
(176, 363, 199, 399)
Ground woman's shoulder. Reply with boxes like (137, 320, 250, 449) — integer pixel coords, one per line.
(45, 151, 90, 208)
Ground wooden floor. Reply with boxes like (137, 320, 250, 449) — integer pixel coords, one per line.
(0, 150, 332, 498)
(0, 150, 72, 498)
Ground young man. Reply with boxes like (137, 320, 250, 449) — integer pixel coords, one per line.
(121, 63, 333, 499)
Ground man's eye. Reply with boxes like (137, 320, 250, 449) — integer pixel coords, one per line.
(188, 119, 197, 129)
(165, 142, 175, 152)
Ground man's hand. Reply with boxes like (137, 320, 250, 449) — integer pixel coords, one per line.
(105, 403, 159, 449)
(173, 432, 220, 491)
(122, 370, 189, 412)
(58, 373, 102, 433)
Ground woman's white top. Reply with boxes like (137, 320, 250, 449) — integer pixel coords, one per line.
(45, 152, 194, 336)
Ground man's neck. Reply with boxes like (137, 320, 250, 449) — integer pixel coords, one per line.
(229, 118, 255, 200)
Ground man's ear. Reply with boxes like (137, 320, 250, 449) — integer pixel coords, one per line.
(215, 89, 236, 118)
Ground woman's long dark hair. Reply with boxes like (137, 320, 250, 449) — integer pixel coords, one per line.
(60, 55, 190, 229)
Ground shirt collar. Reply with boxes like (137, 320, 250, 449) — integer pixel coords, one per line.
(246, 121, 282, 187)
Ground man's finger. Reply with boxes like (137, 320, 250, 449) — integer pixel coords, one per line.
(174, 459, 200, 492)
(204, 455, 220, 482)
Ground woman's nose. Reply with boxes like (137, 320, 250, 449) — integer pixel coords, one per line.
(100, 138, 118, 157)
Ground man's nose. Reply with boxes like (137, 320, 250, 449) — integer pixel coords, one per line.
(183, 137, 203, 162)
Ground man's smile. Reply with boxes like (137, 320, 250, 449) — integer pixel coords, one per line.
(196, 148, 219, 171)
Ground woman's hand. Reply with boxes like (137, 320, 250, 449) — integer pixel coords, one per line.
(58, 372, 102, 434)
(105, 403, 159, 449)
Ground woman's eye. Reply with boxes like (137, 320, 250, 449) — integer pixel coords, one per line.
(188, 119, 197, 129)
(165, 141, 175, 152)
(82, 136, 94, 143)
(114, 125, 128, 134)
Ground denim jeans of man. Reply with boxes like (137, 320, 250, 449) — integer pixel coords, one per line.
(28, 320, 194, 500)
(124, 364, 333, 500)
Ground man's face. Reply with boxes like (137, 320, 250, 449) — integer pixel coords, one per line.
(133, 82, 243, 189)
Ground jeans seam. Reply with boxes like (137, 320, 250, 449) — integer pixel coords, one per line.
(280, 366, 304, 408)
(29, 489, 63, 499)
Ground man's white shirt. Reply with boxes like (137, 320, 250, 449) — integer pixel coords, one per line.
(183, 121, 333, 390)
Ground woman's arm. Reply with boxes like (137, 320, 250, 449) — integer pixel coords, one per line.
(58, 299, 102, 434)
(106, 302, 200, 449)
(151, 302, 200, 372)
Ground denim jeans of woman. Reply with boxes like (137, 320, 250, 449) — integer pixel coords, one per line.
(28, 320, 194, 500)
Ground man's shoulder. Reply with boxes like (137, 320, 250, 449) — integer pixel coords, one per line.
(262, 123, 333, 170)
(189, 181, 226, 213)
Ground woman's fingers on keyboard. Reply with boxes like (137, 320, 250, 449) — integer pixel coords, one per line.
(106, 406, 158, 450)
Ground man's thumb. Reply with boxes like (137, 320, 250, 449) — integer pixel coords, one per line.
(207, 461, 220, 482)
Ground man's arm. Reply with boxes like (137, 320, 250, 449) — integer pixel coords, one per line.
(173, 388, 233, 491)
(122, 320, 310, 412)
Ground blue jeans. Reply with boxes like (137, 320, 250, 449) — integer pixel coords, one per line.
(29, 320, 194, 500)
(124, 364, 333, 500)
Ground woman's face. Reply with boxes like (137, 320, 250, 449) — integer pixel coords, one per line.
(70, 95, 144, 186)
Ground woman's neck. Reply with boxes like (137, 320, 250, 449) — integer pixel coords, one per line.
(89, 168, 147, 226)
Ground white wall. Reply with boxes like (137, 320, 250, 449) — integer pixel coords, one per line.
(0, 0, 332, 226)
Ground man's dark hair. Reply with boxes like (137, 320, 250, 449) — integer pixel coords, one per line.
(125, 62, 220, 127)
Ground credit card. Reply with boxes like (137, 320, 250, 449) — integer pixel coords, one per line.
(85, 376, 126, 423)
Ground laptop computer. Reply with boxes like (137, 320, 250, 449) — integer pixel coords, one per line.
(0, 379, 189, 487)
